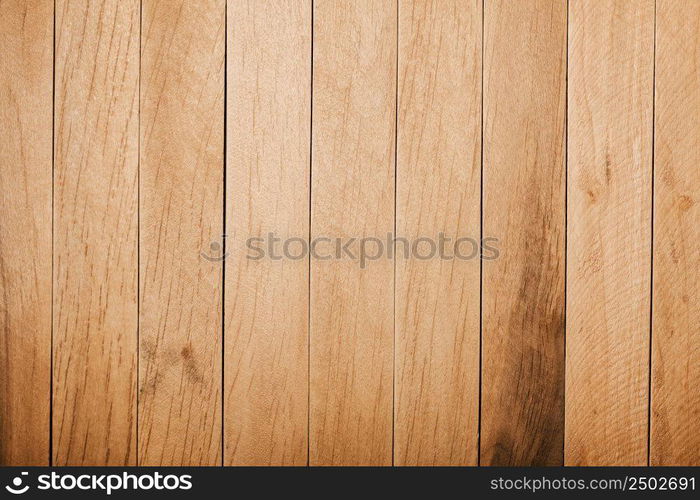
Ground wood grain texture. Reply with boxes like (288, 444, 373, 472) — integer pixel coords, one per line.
(481, 0, 566, 466)
(310, 0, 396, 465)
(53, 0, 138, 466)
(4, 0, 700, 468)
(651, 0, 700, 467)
(0, 0, 52, 465)
(225, 0, 310, 466)
(139, 0, 224, 466)
(566, 0, 654, 466)
(394, 0, 481, 466)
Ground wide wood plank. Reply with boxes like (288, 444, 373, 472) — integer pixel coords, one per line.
(225, 0, 311, 466)
(394, 0, 481, 466)
(310, 0, 396, 465)
(481, 0, 567, 466)
(139, 0, 224, 465)
(566, 0, 654, 466)
(0, 0, 52, 465)
(53, 0, 139, 466)
(651, 0, 700, 467)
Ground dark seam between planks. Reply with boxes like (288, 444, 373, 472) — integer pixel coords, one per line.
(307, 0, 314, 467)
(392, 0, 399, 467)
(136, 0, 142, 466)
(50, 0, 56, 468)
(562, 0, 569, 465)
(647, 0, 658, 467)
(221, 0, 227, 467)
(477, 0, 484, 467)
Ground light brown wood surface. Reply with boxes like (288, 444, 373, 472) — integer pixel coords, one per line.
(225, 0, 311, 466)
(481, 0, 567, 466)
(0, 0, 52, 466)
(3, 0, 700, 468)
(651, 0, 700, 467)
(53, 0, 139, 466)
(310, 0, 396, 465)
(566, 0, 654, 466)
(394, 0, 481, 466)
(139, 0, 224, 466)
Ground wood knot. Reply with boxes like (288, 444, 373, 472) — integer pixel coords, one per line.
(677, 195, 694, 212)
(181, 345, 192, 360)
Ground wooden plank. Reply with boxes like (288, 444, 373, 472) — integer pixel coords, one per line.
(566, 0, 654, 466)
(225, 0, 311, 466)
(53, 0, 139, 466)
(651, 0, 700, 467)
(481, 0, 566, 466)
(394, 0, 481, 466)
(310, 0, 396, 465)
(0, 0, 52, 466)
(139, 0, 224, 466)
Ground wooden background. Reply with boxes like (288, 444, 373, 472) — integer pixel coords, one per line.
(0, 0, 698, 466)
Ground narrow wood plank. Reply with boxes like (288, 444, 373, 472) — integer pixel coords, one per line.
(140, 0, 224, 465)
(0, 0, 52, 465)
(53, 0, 138, 465)
(481, 0, 566, 466)
(651, 0, 700, 467)
(395, 0, 481, 466)
(310, 0, 396, 465)
(566, 0, 654, 466)
(225, 0, 311, 466)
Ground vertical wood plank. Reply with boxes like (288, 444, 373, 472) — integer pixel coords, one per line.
(225, 0, 311, 466)
(140, 0, 224, 465)
(481, 0, 567, 466)
(53, 0, 139, 465)
(651, 0, 700, 467)
(310, 0, 396, 465)
(567, 0, 654, 466)
(394, 0, 481, 466)
(0, 0, 52, 465)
